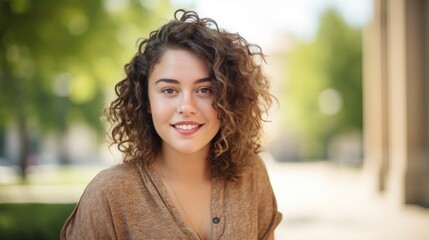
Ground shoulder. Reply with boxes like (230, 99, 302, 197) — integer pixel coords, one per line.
(242, 153, 270, 179)
(237, 153, 276, 198)
(61, 164, 141, 239)
(84, 163, 141, 197)
(71, 163, 146, 219)
(224, 153, 272, 192)
(92, 163, 137, 182)
(90, 164, 136, 184)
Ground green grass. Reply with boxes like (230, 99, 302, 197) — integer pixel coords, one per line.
(0, 203, 76, 240)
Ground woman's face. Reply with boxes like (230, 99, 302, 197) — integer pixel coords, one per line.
(148, 49, 220, 156)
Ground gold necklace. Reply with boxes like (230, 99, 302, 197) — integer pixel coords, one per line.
(160, 168, 204, 240)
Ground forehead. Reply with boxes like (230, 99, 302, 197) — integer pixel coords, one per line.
(149, 49, 209, 83)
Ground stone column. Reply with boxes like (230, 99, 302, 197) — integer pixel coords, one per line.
(364, 0, 429, 207)
(363, 0, 390, 193)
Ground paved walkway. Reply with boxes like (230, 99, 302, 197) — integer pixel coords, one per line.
(1, 161, 429, 239)
(265, 160, 429, 240)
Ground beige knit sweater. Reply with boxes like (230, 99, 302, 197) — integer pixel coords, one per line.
(61, 156, 282, 239)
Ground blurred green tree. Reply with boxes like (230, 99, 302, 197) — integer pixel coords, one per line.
(0, 0, 172, 178)
(284, 8, 363, 159)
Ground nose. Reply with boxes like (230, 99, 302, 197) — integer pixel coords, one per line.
(177, 93, 197, 115)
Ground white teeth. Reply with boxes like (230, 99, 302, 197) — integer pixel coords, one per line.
(175, 124, 199, 130)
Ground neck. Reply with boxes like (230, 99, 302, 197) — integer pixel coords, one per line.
(156, 144, 211, 181)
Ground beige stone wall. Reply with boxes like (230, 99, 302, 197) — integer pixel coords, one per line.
(425, 0, 429, 207)
(364, 0, 429, 207)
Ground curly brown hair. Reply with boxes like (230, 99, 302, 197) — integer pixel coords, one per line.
(106, 9, 273, 181)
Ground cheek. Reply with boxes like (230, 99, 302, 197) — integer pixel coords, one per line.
(204, 100, 218, 117)
(201, 102, 221, 128)
(148, 92, 160, 113)
(149, 97, 175, 121)
(150, 101, 163, 118)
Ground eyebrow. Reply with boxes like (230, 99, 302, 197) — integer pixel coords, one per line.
(154, 77, 212, 85)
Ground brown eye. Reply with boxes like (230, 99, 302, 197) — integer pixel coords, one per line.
(161, 88, 177, 95)
(197, 87, 213, 94)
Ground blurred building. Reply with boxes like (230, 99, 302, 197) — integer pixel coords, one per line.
(364, 0, 429, 207)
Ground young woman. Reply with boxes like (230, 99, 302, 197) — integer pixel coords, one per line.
(61, 9, 282, 240)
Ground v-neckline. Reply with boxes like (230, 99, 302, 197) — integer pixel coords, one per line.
(148, 165, 217, 239)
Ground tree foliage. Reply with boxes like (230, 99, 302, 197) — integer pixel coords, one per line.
(284, 8, 363, 159)
(0, 0, 172, 176)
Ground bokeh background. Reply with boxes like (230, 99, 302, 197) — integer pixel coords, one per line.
(1, 0, 428, 239)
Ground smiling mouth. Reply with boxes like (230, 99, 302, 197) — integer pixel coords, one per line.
(174, 124, 201, 130)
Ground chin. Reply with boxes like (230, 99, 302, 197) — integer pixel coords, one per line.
(170, 143, 210, 155)
(176, 147, 205, 155)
